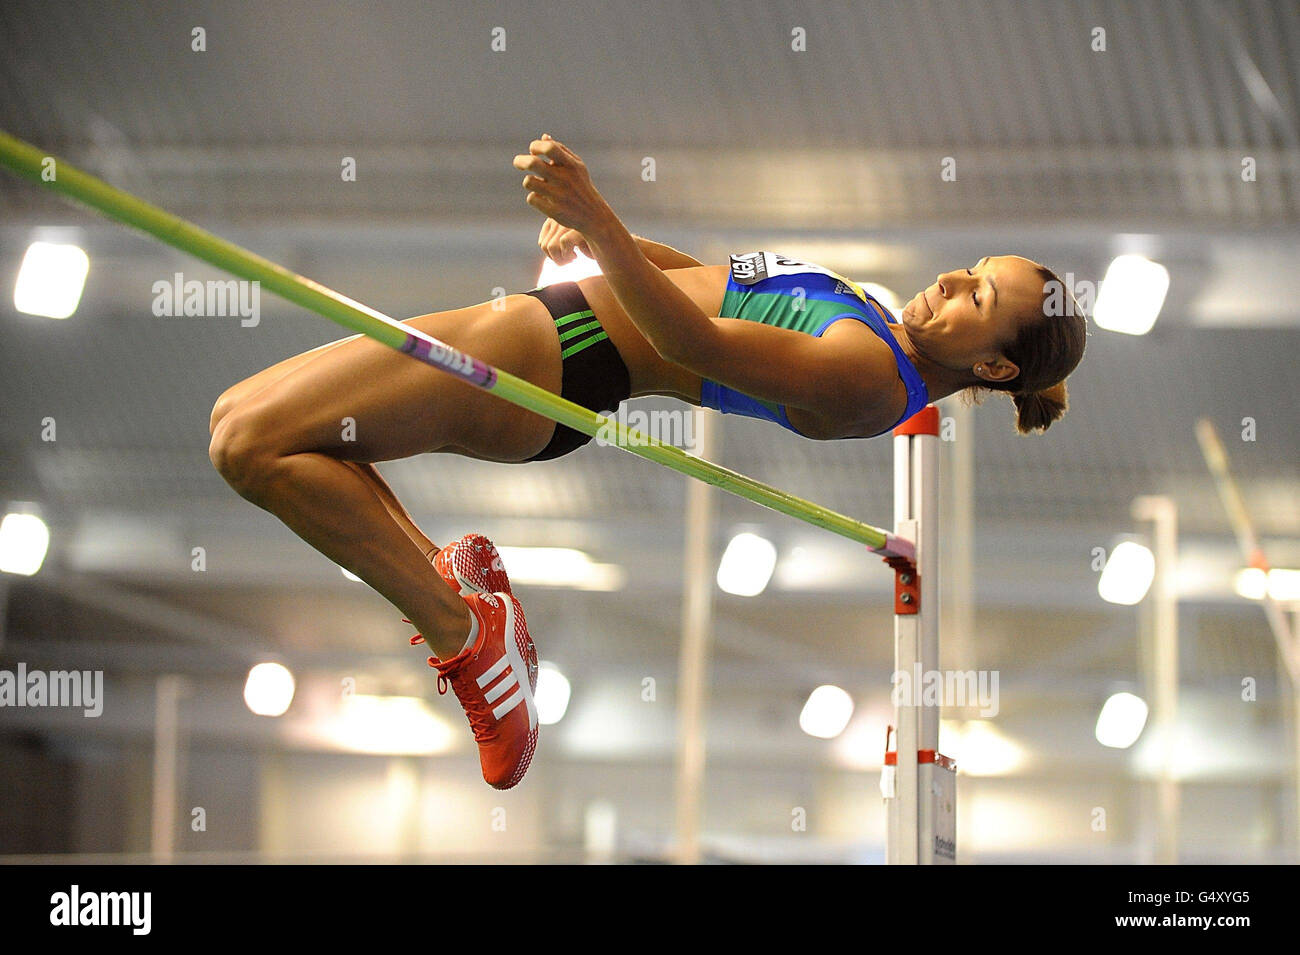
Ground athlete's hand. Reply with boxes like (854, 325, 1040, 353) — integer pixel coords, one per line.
(537, 218, 594, 265)
(514, 134, 616, 236)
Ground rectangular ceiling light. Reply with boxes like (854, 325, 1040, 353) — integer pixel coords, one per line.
(13, 241, 90, 319)
(1093, 254, 1169, 335)
(495, 546, 625, 591)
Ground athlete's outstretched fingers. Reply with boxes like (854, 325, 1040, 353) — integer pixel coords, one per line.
(514, 152, 551, 178)
(517, 156, 554, 213)
(555, 231, 577, 264)
(542, 223, 582, 265)
(538, 217, 559, 250)
(535, 135, 582, 167)
(529, 138, 558, 163)
(539, 217, 583, 264)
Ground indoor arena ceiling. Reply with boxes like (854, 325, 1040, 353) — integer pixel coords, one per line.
(2, 0, 1298, 227)
(1, 0, 1297, 692)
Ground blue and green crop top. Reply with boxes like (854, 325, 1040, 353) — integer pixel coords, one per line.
(699, 251, 930, 437)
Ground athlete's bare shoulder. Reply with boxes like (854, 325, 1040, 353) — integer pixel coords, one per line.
(805, 319, 910, 439)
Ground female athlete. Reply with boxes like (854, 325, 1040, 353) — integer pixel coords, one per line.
(207, 134, 1087, 788)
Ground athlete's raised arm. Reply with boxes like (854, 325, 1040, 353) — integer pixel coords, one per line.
(537, 218, 703, 271)
(513, 135, 887, 422)
(628, 234, 705, 270)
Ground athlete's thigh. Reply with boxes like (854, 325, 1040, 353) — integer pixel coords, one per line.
(213, 332, 363, 428)
(225, 296, 562, 463)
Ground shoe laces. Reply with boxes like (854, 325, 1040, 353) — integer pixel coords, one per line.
(404, 618, 493, 741)
(404, 621, 432, 656)
(440, 663, 496, 741)
(405, 628, 449, 674)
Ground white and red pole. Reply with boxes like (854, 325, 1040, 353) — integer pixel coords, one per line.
(884, 406, 955, 864)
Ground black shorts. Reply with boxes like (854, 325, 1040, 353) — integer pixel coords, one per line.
(522, 281, 632, 461)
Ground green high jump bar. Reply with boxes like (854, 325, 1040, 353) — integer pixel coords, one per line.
(0, 130, 912, 561)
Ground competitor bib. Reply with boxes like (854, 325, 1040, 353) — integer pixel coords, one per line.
(727, 251, 869, 305)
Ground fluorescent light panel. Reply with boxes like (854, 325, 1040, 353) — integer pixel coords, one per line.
(1098, 540, 1155, 605)
(243, 662, 295, 717)
(1235, 567, 1300, 602)
(799, 684, 855, 739)
(536, 248, 603, 287)
(716, 532, 777, 596)
(0, 512, 50, 576)
(1093, 254, 1169, 335)
(1095, 691, 1149, 749)
(495, 546, 625, 591)
(14, 241, 89, 319)
(333, 694, 457, 755)
(535, 662, 572, 725)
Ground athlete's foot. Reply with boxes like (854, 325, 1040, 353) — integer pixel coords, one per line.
(425, 592, 539, 790)
(405, 532, 512, 639)
(405, 530, 512, 641)
(434, 533, 513, 597)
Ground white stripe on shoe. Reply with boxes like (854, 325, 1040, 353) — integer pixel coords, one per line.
(493, 687, 526, 721)
(476, 654, 510, 688)
(498, 595, 538, 731)
(467, 596, 536, 729)
(483, 670, 517, 705)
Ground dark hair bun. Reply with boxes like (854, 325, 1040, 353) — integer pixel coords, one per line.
(1012, 381, 1068, 434)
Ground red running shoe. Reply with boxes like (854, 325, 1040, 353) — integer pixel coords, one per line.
(405, 532, 512, 639)
(434, 533, 512, 597)
(427, 592, 538, 790)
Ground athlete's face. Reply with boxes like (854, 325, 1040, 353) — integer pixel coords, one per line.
(900, 255, 1045, 385)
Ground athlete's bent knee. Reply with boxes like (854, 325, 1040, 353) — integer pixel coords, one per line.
(208, 412, 279, 497)
(209, 391, 239, 436)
